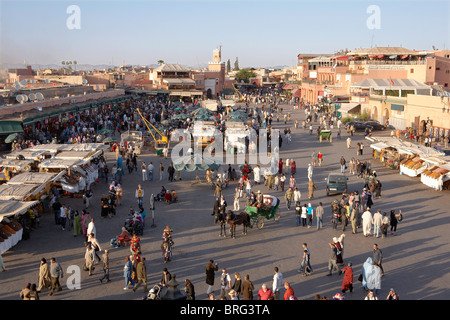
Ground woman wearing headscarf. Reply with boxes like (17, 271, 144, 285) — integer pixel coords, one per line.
(290, 160, 296, 175)
(308, 179, 317, 199)
(289, 175, 296, 190)
(374, 180, 382, 199)
(81, 210, 90, 237)
(37, 258, 51, 292)
(116, 227, 131, 247)
(341, 262, 354, 294)
(73, 210, 82, 237)
(333, 234, 345, 265)
(361, 257, 381, 294)
(185, 279, 195, 300)
(100, 194, 109, 218)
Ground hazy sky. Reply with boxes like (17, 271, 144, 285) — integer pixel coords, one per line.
(0, 0, 449, 68)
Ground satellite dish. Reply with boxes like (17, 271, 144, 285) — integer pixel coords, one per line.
(22, 95, 28, 102)
(82, 78, 88, 84)
(29, 93, 36, 100)
(36, 92, 44, 101)
(14, 81, 21, 90)
(45, 79, 50, 83)
(16, 95, 24, 103)
(20, 80, 28, 86)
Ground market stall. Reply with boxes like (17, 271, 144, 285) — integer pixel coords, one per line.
(380, 147, 402, 170)
(0, 159, 34, 182)
(3, 149, 51, 161)
(0, 183, 45, 201)
(0, 200, 39, 253)
(224, 123, 248, 155)
(399, 156, 427, 177)
(420, 164, 450, 190)
(7, 172, 59, 186)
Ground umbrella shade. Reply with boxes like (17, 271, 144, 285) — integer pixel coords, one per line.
(173, 113, 189, 120)
(103, 137, 116, 143)
(174, 107, 183, 111)
(97, 129, 112, 134)
(228, 118, 244, 122)
(194, 114, 210, 120)
(5, 133, 18, 143)
(173, 154, 222, 172)
(192, 108, 212, 115)
(229, 112, 248, 120)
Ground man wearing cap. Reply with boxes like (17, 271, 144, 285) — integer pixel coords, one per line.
(228, 289, 238, 300)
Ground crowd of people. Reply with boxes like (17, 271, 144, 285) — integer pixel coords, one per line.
(12, 86, 407, 302)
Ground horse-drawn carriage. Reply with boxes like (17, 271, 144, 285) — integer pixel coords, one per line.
(245, 195, 281, 229)
(319, 130, 332, 142)
(214, 195, 280, 239)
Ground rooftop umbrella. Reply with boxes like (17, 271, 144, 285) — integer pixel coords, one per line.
(194, 114, 210, 120)
(5, 133, 18, 143)
(173, 153, 222, 172)
(192, 108, 212, 115)
(173, 113, 189, 120)
(103, 137, 116, 143)
(97, 129, 112, 134)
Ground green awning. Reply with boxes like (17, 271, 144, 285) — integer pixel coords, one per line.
(0, 121, 24, 135)
(22, 117, 35, 126)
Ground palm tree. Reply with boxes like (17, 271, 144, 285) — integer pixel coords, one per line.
(66, 61, 72, 74)
(157, 60, 164, 66)
(61, 61, 66, 74)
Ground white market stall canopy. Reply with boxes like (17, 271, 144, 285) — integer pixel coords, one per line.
(191, 124, 220, 137)
(3, 149, 51, 161)
(27, 143, 107, 153)
(0, 159, 34, 169)
(0, 184, 45, 201)
(200, 100, 218, 112)
(0, 200, 39, 223)
(369, 142, 390, 151)
(38, 158, 83, 169)
(6, 172, 60, 185)
(221, 100, 236, 107)
(54, 151, 95, 160)
(368, 136, 446, 157)
(56, 143, 107, 152)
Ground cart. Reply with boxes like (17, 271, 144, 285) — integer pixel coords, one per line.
(245, 195, 281, 229)
(319, 130, 332, 142)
